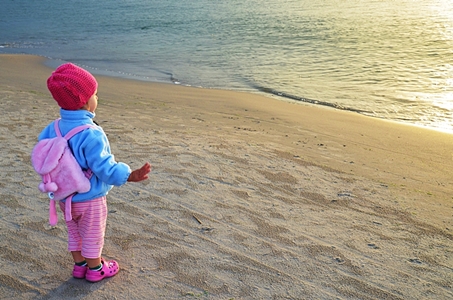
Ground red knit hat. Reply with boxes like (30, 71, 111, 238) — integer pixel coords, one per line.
(47, 63, 98, 110)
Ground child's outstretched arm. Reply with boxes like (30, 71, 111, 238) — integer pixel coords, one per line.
(127, 162, 152, 182)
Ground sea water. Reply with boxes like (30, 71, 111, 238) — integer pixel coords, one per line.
(1, 0, 453, 132)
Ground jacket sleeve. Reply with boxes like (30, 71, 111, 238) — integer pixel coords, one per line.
(37, 122, 55, 141)
(78, 128, 131, 186)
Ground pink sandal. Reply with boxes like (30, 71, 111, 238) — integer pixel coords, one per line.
(85, 258, 120, 283)
(72, 265, 88, 279)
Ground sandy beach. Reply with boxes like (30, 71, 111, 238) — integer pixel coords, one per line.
(1, 54, 452, 299)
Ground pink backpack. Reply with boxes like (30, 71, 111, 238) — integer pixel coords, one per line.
(31, 119, 95, 226)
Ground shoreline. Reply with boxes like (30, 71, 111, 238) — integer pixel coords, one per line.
(9, 52, 452, 135)
(1, 54, 452, 299)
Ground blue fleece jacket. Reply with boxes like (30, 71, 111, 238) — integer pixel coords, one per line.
(38, 109, 131, 203)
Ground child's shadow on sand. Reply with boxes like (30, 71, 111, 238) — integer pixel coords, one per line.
(37, 277, 109, 300)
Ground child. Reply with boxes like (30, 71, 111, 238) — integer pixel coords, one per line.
(39, 63, 151, 282)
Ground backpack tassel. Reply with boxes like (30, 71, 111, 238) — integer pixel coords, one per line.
(49, 199, 58, 226)
(65, 194, 75, 222)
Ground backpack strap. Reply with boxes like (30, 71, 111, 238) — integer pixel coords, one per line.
(54, 119, 63, 137)
(64, 124, 96, 140)
(54, 118, 96, 180)
(54, 118, 96, 140)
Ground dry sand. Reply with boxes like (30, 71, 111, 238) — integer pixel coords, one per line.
(0, 54, 452, 299)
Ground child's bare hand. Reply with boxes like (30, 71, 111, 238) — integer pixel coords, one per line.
(127, 162, 151, 182)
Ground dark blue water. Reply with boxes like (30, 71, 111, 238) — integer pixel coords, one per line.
(2, 0, 453, 131)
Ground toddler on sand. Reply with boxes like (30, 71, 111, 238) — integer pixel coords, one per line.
(38, 63, 151, 282)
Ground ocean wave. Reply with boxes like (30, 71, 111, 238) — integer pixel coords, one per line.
(254, 85, 373, 115)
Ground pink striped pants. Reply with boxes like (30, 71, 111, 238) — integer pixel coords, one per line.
(59, 196, 108, 259)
